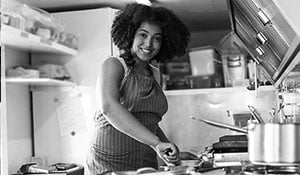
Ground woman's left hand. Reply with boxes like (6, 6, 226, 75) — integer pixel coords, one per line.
(154, 142, 181, 166)
(163, 148, 181, 166)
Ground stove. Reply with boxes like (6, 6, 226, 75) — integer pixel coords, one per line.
(194, 135, 300, 175)
(241, 164, 300, 175)
(193, 162, 300, 175)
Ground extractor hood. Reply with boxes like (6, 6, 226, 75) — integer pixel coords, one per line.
(227, 0, 300, 88)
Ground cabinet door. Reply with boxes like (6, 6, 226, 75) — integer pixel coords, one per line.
(1, 45, 9, 175)
(31, 8, 117, 168)
(229, 0, 300, 87)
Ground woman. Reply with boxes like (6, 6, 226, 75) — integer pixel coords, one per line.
(87, 3, 192, 174)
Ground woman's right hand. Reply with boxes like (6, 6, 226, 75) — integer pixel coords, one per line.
(153, 142, 181, 166)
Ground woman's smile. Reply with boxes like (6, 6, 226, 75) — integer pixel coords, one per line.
(140, 47, 153, 54)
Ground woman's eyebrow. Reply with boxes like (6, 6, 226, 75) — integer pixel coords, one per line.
(139, 29, 162, 35)
(138, 29, 149, 33)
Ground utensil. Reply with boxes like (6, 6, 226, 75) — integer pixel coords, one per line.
(277, 103, 285, 123)
(247, 105, 264, 123)
(190, 116, 247, 133)
(268, 108, 277, 123)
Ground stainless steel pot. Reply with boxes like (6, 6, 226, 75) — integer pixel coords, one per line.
(190, 117, 300, 165)
(248, 123, 300, 165)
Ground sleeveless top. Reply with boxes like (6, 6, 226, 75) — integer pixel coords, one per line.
(87, 57, 168, 174)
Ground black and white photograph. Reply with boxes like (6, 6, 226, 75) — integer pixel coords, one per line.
(1, 0, 300, 174)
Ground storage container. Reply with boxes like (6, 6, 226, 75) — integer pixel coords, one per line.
(222, 54, 248, 87)
(188, 46, 219, 76)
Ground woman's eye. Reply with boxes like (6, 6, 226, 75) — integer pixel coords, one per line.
(155, 36, 162, 42)
(139, 33, 147, 38)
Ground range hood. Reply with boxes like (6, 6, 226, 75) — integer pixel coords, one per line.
(227, 0, 300, 88)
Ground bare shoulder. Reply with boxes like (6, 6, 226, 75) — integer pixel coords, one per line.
(103, 57, 122, 66)
(102, 57, 124, 71)
(101, 57, 124, 81)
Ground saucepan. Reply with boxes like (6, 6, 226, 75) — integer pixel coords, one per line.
(190, 116, 300, 165)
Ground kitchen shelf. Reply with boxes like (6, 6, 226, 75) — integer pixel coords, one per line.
(164, 86, 276, 96)
(6, 78, 76, 86)
(1, 24, 78, 56)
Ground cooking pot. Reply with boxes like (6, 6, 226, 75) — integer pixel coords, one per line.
(190, 117, 300, 165)
(248, 123, 300, 165)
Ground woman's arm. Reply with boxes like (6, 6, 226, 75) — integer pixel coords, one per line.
(157, 127, 169, 142)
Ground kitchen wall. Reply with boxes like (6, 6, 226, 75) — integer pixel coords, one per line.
(160, 87, 278, 154)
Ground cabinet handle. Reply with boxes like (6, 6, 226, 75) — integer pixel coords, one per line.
(257, 32, 268, 45)
(255, 46, 265, 56)
(253, 56, 261, 65)
(257, 9, 270, 25)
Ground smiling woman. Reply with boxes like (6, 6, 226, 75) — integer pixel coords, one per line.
(86, 3, 193, 175)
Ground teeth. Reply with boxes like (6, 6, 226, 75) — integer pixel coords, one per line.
(142, 48, 151, 53)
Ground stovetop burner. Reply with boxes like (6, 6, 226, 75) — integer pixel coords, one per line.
(242, 164, 300, 175)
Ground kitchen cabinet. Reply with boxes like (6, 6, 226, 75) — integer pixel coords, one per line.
(227, 0, 300, 88)
(1, 8, 78, 175)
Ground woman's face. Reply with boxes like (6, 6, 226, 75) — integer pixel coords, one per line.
(131, 21, 162, 63)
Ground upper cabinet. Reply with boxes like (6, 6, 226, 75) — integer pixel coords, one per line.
(227, 0, 300, 88)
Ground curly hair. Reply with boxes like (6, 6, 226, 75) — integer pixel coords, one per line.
(111, 3, 190, 66)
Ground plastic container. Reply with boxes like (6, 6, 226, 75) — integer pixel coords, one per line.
(227, 54, 247, 80)
(188, 46, 218, 76)
(222, 54, 248, 87)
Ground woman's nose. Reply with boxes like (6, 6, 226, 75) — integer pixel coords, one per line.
(144, 37, 153, 47)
